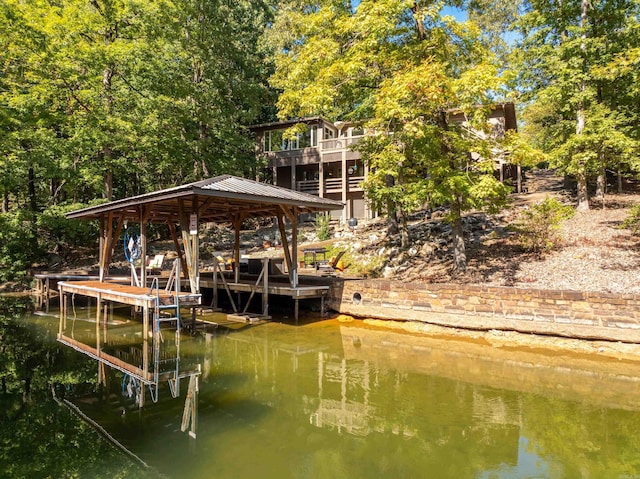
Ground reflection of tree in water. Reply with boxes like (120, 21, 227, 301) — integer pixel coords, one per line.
(521, 394, 640, 478)
(0, 296, 152, 478)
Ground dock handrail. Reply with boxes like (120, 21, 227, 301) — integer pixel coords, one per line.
(149, 259, 182, 402)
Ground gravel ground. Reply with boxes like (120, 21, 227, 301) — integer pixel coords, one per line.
(508, 202, 640, 294)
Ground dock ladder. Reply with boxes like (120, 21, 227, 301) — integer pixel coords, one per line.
(149, 259, 182, 402)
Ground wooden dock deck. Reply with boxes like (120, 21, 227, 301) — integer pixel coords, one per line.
(58, 280, 201, 308)
(33, 273, 129, 312)
(199, 269, 331, 321)
(200, 276, 330, 298)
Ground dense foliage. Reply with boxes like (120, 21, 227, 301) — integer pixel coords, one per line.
(0, 0, 273, 280)
(516, 0, 640, 210)
(266, 0, 514, 271)
(1, 0, 639, 279)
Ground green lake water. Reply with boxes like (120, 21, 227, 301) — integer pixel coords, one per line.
(2, 295, 640, 478)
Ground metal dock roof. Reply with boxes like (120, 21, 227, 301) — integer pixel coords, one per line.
(66, 175, 344, 223)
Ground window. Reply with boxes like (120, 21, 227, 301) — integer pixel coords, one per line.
(324, 127, 335, 140)
(265, 126, 320, 152)
(265, 129, 284, 152)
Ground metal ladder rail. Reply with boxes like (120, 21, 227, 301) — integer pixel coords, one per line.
(149, 259, 182, 403)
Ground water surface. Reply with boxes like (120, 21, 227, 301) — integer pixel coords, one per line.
(2, 296, 640, 478)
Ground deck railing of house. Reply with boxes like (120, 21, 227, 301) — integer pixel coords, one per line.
(297, 180, 319, 195)
(324, 178, 342, 193)
(348, 176, 365, 191)
(297, 176, 365, 195)
(319, 135, 364, 151)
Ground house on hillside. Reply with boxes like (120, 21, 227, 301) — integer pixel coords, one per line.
(249, 103, 518, 222)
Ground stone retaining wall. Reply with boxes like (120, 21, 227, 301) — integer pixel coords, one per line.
(327, 279, 640, 343)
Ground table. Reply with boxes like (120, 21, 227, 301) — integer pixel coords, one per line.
(303, 248, 328, 268)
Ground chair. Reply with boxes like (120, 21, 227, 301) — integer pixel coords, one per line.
(146, 254, 165, 275)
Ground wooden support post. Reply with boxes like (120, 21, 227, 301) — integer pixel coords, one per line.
(291, 211, 298, 288)
(232, 214, 243, 284)
(281, 206, 299, 288)
(100, 214, 113, 281)
(141, 304, 149, 409)
(103, 302, 108, 341)
(341, 150, 348, 223)
(140, 207, 147, 287)
(262, 258, 269, 317)
(178, 200, 199, 294)
(100, 213, 125, 282)
(45, 277, 50, 313)
(212, 260, 218, 309)
(168, 222, 189, 283)
(58, 288, 65, 338)
(181, 374, 198, 439)
(99, 216, 105, 281)
(517, 164, 523, 193)
(191, 197, 200, 294)
(63, 291, 68, 332)
(277, 209, 293, 285)
(96, 293, 104, 386)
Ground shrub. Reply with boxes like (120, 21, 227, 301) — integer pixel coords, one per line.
(315, 213, 331, 241)
(0, 211, 37, 282)
(514, 197, 574, 254)
(622, 204, 640, 235)
(37, 202, 101, 255)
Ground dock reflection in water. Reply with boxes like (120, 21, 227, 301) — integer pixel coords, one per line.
(16, 309, 640, 479)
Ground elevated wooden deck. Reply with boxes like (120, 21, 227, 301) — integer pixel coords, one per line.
(58, 280, 201, 308)
(199, 275, 330, 298)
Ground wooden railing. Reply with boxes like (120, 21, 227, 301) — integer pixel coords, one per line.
(319, 135, 364, 151)
(297, 176, 364, 195)
(348, 176, 365, 191)
(297, 180, 319, 195)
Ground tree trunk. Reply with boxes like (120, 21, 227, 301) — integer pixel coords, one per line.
(575, 0, 590, 212)
(576, 171, 589, 211)
(22, 376, 31, 404)
(103, 167, 113, 201)
(398, 208, 409, 249)
(451, 198, 466, 273)
(2, 192, 8, 213)
(103, 60, 114, 200)
(411, 3, 427, 41)
(385, 174, 398, 235)
(27, 166, 39, 251)
(28, 166, 37, 214)
(595, 163, 605, 209)
(617, 168, 623, 193)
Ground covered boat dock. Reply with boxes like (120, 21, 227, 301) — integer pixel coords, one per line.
(62, 175, 343, 319)
(54, 175, 343, 413)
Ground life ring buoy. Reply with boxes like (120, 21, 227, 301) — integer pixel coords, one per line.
(123, 227, 141, 264)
